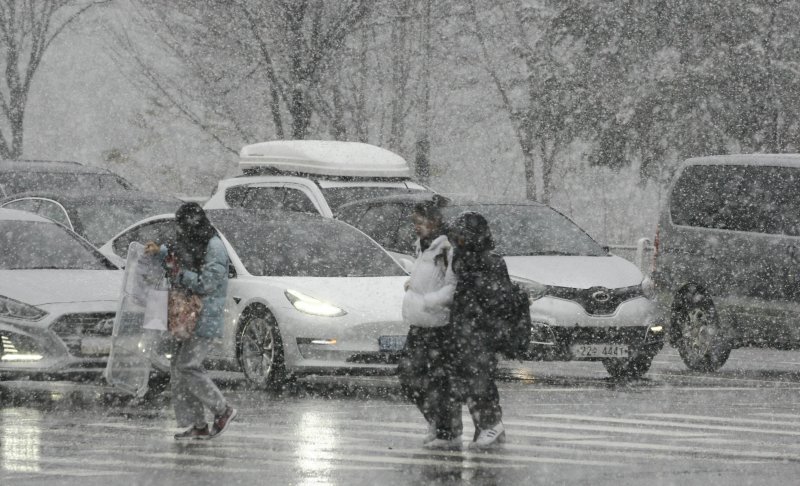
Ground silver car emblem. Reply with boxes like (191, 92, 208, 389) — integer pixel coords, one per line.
(591, 290, 611, 303)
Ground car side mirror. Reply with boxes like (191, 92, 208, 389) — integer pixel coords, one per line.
(228, 263, 237, 279)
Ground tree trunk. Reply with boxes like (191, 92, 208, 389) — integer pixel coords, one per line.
(414, 0, 433, 182)
(520, 138, 537, 201)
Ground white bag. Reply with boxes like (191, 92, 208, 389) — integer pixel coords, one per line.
(143, 287, 169, 331)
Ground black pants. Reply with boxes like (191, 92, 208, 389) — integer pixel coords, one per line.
(458, 350, 502, 437)
(398, 325, 462, 440)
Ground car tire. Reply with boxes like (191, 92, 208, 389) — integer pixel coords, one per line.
(602, 354, 653, 380)
(673, 290, 731, 372)
(237, 309, 286, 390)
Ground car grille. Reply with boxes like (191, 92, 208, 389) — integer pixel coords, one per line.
(50, 313, 116, 357)
(553, 326, 648, 345)
(547, 285, 644, 315)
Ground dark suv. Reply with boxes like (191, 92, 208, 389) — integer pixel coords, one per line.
(0, 160, 134, 197)
(653, 154, 800, 371)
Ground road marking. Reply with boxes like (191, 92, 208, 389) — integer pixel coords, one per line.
(563, 439, 800, 463)
(504, 418, 714, 438)
(636, 413, 800, 428)
(753, 412, 800, 419)
(526, 413, 800, 437)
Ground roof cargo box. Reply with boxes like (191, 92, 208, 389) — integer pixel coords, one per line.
(239, 140, 411, 178)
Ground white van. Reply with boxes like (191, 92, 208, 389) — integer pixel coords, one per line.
(204, 141, 431, 216)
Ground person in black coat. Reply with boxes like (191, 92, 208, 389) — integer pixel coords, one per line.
(447, 211, 513, 450)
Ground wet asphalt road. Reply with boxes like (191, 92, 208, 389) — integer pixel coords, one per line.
(2, 345, 800, 486)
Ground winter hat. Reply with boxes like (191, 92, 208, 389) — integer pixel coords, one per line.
(447, 211, 494, 253)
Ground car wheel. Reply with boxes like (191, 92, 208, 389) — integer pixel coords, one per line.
(673, 291, 731, 371)
(237, 310, 286, 389)
(602, 354, 653, 380)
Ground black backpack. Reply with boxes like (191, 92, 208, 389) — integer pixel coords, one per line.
(492, 282, 533, 360)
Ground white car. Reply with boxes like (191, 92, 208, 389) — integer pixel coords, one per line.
(337, 195, 665, 378)
(0, 208, 122, 376)
(203, 140, 430, 217)
(99, 209, 409, 388)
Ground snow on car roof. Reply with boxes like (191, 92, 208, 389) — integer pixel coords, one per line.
(239, 140, 411, 178)
(0, 207, 52, 222)
(684, 153, 800, 168)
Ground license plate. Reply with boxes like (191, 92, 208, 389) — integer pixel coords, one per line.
(80, 337, 112, 356)
(570, 344, 629, 359)
(378, 335, 407, 352)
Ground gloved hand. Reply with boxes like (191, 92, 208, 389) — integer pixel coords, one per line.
(144, 241, 160, 256)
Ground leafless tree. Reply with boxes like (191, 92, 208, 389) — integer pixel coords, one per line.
(113, 0, 372, 151)
(468, 0, 581, 203)
(0, 0, 108, 159)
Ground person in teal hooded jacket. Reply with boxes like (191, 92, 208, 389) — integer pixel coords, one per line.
(146, 202, 237, 440)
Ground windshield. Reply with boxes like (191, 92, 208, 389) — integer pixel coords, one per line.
(73, 198, 181, 245)
(321, 186, 429, 211)
(215, 217, 406, 277)
(0, 171, 133, 196)
(671, 164, 800, 236)
(444, 205, 606, 256)
(0, 220, 114, 270)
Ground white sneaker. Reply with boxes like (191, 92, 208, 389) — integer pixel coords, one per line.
(423, 437, 462, 450)
(470, 423, 506, 450)
(423, 421, 437, 444)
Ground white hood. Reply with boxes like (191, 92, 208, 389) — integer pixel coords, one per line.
(0, 270, 123, 306)
(504, 255, 644, 289)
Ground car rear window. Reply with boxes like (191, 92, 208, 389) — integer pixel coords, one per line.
(214, 217, 406, 277)
(444, 204, 606, 256)
(320, 186, 429, 211)
(670, 165, 800, 236)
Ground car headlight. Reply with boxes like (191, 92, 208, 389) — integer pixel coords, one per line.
(641, 277, 655, 299)
(285, 290, 346, 317)
(0, 295, 47, 321)
(513, 278, 548, 301)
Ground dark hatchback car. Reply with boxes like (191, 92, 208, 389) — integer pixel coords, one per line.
(336, 194, 663, 379)
(653, 154, 800, 372)
(0, 159, 135, 197)
(0, 191, 183, 246)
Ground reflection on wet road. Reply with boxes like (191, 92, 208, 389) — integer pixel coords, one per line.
(3, 346, 800, 485)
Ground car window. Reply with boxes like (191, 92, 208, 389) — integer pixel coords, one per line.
(36, 200, 71, 227)
(230, 186, 318, 214)
(358, 204, 411, 251)
(444, 205, 606, 257)
(233, 186, 285, 211)
(71, 199, 181, 246)
(335, 204, 367, 226)
(320, 186, 429, 211)
(214, 217, 405, 277)
(282, 188, 318, 213)
(2, 198, 41, 214)
(671, 165, 800, 236)
(113, 220, 177, 258)
(0, 220, 114, 270)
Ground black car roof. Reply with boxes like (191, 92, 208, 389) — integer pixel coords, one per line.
(336, 192, 546, 211)
(0, 159, 115, 174)
(0, 190, 181, 205)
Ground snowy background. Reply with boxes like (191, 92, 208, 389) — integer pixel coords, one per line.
(17, 0, 798, 245)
